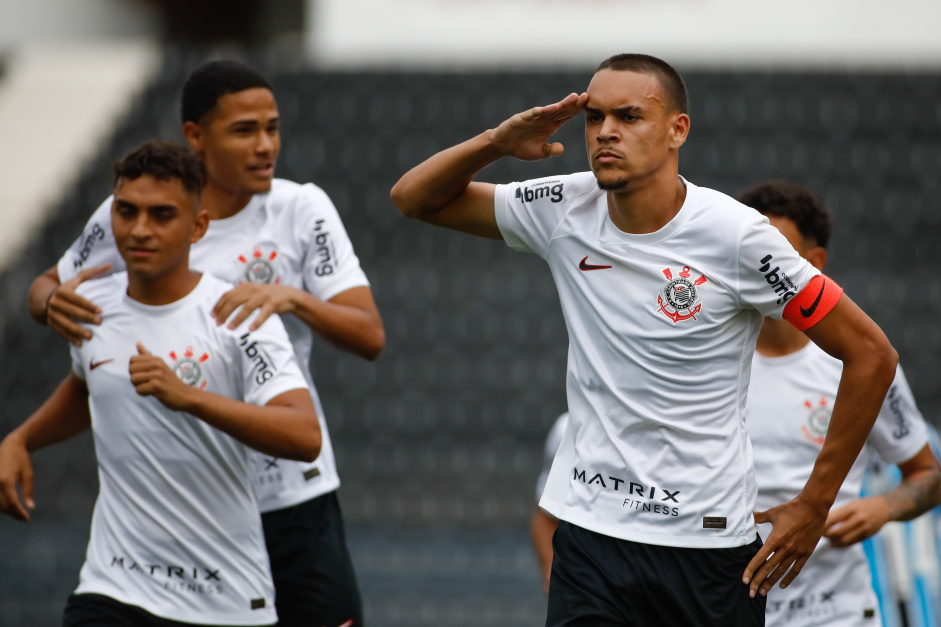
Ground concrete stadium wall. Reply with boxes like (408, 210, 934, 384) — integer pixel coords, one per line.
(307, 0, 941, 70)
(0, 0, 158, 47)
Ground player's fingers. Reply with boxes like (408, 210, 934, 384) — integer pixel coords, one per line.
(20, 466, 34, 510)
(51, 298, 101, 326)
(742, 541, 774, 583)
(227, 294, 265, 329)
(248, 303, 277, 332)
(749, 551, 785, 597)
(752, 509, 773, 525)
(136, 343, 151, 356)
(213, 293, 244, 325)
(0, 478, 28, 521)
(824, 507, 851, 528)
(48, 316, 90, 346)
(542, 142, 565, 158)
(776, 554, 811, 591)
(75, 263, 112, 284)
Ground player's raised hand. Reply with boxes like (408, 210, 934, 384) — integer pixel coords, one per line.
(46, 263, 112, 347)
(129, 343, 195, 411)
(0, 433, 35, 522)
(212, 283, 298, 332)
(743, 497, 828, 598)
(491, 92, 589, 161)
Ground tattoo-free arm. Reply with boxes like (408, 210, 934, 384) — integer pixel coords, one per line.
(0, 374, 91, 521)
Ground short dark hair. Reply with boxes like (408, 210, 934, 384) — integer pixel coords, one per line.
(737, 180, 832, 249)
(181, 60, 274, 124)
(114, 140, 207, 199)
(596, 53, 689, 115)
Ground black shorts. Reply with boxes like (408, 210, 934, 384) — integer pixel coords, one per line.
(262, 491, 363, 627)
(62, 592, 274, 627)
(546, 521, 766, 627)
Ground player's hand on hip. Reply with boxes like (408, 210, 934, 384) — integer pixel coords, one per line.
(212, 283, 298, 332)
(129, 343, 195, 411)
(743, 497, 828, 598)
(0, 433, 35, 522)
(491, 92, 589, 161)
(47, 263, 111, 347)
(823, 496, 889, 547)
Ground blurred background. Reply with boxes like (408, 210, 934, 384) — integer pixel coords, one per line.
(0, 1, 940, 625)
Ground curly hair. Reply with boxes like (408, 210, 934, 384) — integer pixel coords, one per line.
(737, 180, 832, 248)
(114, 140, 207, 199)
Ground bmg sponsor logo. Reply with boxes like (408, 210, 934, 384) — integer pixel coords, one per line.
(758, 254, 798, 304)
(515, 181, 564, 203)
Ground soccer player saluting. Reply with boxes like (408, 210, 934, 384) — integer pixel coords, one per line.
(20, 61, 382, 627)
(740, 180, 941, 627)
(0, 140, 320, 626)
(391, 53, 898, 626)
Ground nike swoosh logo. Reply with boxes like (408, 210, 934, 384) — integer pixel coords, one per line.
(579, 256, 612, 271)
(800, 281, 826, 318)
(89, 358, 114, 371)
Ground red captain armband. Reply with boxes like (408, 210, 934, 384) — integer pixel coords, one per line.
(782, 275, 843, 332)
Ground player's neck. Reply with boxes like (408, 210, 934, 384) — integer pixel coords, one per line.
(755, 317, 811, 357)
(607, 171, 686, 235)
(200, 181, 254, 221)
(127, 264, 202, 306)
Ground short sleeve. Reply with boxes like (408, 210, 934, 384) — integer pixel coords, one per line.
(536, 413, 569, 501)
(299, 184, 370, 302)
(57, 196, 125, 283)
(70, 344, 86, 381)
(736, 216, 821, 319)
(232, 315, 310, 407)
(495, 175, 574, 258)
(867, 366, 930, 465)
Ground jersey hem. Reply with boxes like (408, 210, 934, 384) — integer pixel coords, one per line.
(541, 499, 758, 549)
(71, 586, 277, 626)
(257, 478, 341, 513)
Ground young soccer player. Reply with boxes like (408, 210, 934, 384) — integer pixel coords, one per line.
(391, 53, 898, 625)
(20, 61, 381, 626)
(740, 180, 941, 627)
(0, 140, 321, 626)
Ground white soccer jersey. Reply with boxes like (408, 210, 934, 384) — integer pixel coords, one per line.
(70, 272, 310, 625)
(536, 413, 569, 501)
(58, 179, 370, 512)
(495, 173, 821, 549)
(749, 342, 929, 627)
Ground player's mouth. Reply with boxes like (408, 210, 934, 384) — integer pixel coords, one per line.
(127, 246, 156, 259)
(247, 163, 274, 179)
(594, 150, 622, 164)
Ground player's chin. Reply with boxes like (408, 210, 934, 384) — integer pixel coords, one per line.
(594, 172, 630, 192)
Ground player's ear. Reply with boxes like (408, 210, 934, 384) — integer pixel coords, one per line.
(806, 246, 827, 271)
(670, 112, 690, 149)
(182, 121, 203, 153)
(191, 208, 210, 244)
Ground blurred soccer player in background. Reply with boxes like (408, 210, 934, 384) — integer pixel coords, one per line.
(17, 61, 384, 627)
(530, 411, 568, 593)
(1, 141, 321, 626)
(740, 180, 941, 627)
(391, 52, 898, 626)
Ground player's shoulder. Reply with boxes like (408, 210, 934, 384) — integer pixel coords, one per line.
(267, 178, 334, 213)
(196, 273, 237, 303)
(685, 179, 766, 230)
(74, 272, 126, 306)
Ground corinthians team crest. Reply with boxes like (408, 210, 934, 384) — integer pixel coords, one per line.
(238, 246, 281, 284)
(169, 346, 210, 390)
(801, 396, 831, 445)
(657, 266, 707, 323)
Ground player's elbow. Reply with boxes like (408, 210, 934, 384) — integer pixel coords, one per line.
(390, 182, 420, 219)
(360, 324, 385, 361)
(292, 416, 322, 463)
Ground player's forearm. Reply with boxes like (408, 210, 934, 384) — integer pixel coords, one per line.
(530, 508, 558, 586)
(883, 469, 941, 522)
(9, 375, 90, 451)
(178, 389, 321, 462)
(290, 289, 384, 361)
(391, 130, 502, 219)
(799, 351, 897, 509)
(28, 266, 61, 324)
